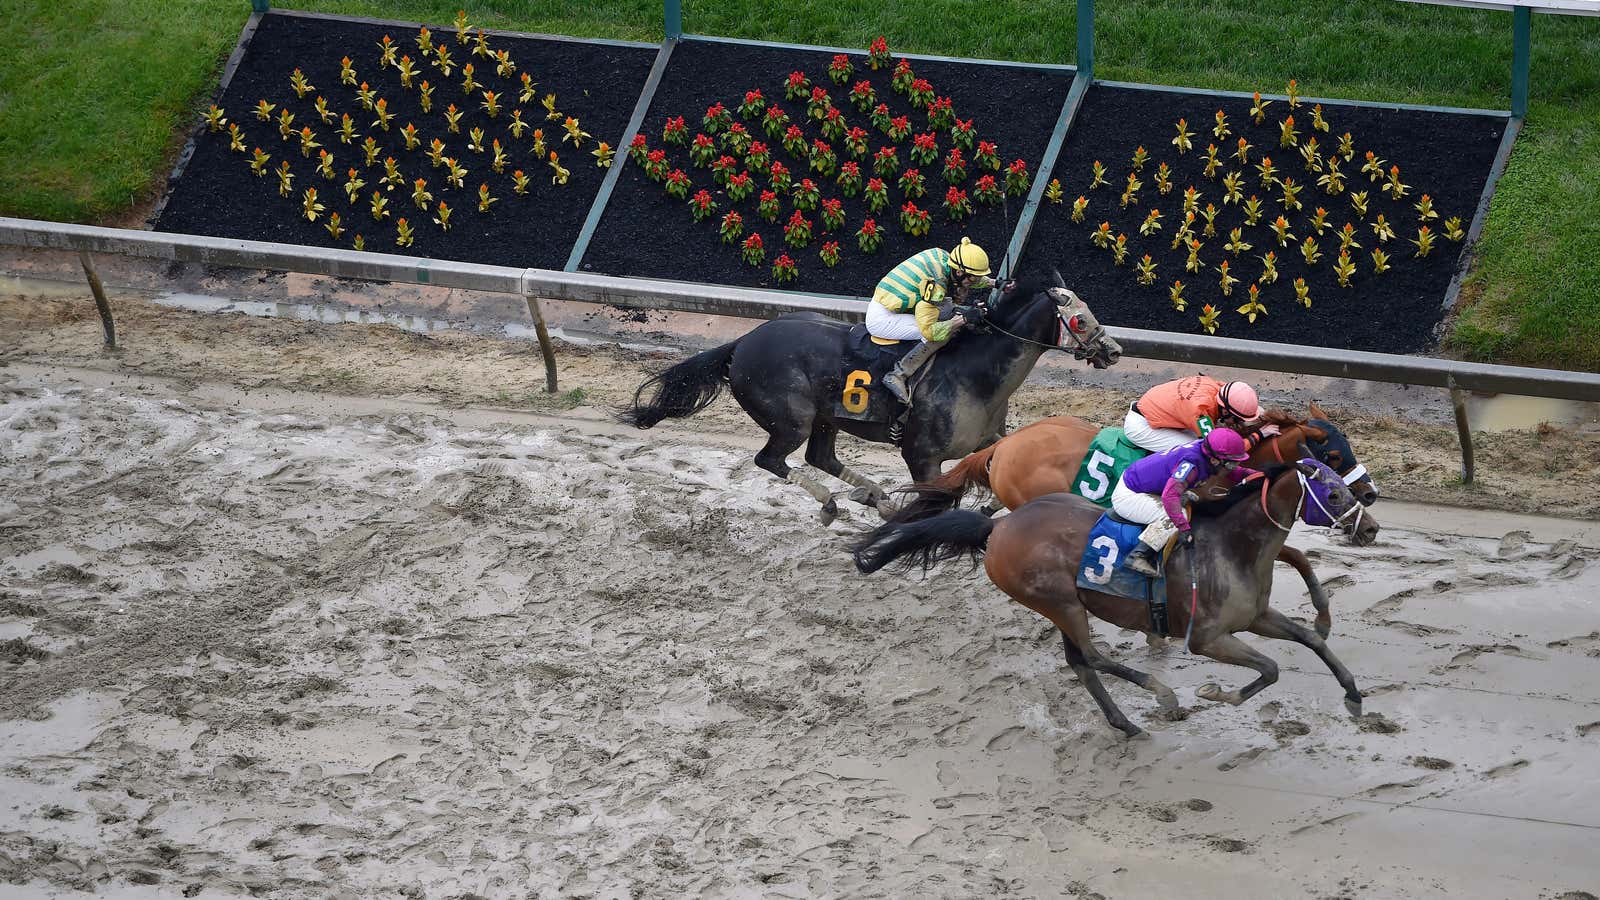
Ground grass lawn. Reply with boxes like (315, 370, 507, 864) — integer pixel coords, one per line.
(1, 1, 1595, 368)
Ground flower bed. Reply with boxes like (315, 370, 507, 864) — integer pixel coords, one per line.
(155, 12, 656, 269)
(578, 39, 1072, 294)
(1018, 84, 1505, 353)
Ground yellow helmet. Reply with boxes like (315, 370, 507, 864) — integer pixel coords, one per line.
(949, 237, 991, 276)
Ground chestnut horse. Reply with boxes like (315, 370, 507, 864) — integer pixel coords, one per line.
(855, 461, 1380, 738)
(892, 403, 1378, 638)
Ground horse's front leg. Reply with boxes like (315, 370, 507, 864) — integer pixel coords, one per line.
(1189, 632, 1280, 707)
(803, 422, 886, 510)
(1277, 545, 1332, 638)
(1248, 608, 1362, 716)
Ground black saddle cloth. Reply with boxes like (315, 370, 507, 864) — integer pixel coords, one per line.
(833, 325, 917, 422)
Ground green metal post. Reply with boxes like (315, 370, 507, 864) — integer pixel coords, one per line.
(1511, 5, 1530, 118)
(665, 0, 682, 39)
(1076, 0, 1094, 78)
(250, 0, 269, 12)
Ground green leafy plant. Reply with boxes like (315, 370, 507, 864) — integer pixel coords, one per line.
(1172, 118, 1194, 154)
(806, 86, 833, 122)
(1279, 177, 1302, 211)
(512, 169, 530, 195)
(927, 96, 955, 131)
(1046, 179, 1063, 204)
(1256, 156, 1277, 188)
(324, 211, 344, 241)
(290, 68, 314, 99)
(1294, 277, 1311, 307)
(742, 232, 765, 267)
(1154, 162, 1173, 195)
(1334, 249, 1356, 287)
(758, 189, 781, 222)
(444, 156, 467, 189)
(907, 77, 936, 110)
(1370, 246, 1391, 274)
(819, 240, 841, 267)
(1384, 165, 1409, 200)
(943, 186, 972, 221)
(897, 167, 926, 199)
(1361, 151, 1386, 182)
(763, 105, 790, 140)
(819, 197, 845, 232)
(1444, 216, 1466, 242)
(690, 133, 717, 167)
(689, 189, 718, 222)
(1089, 160, 1107, 190)
(1005, 159, 1030, 197)
(868, 36, 891, 70)
(891, 58, 915, 95)
(591, 141, 613, 169)
(1259, 250, 1279, 284)
(460, 63, 480, 96)
(340, 56, 358, 87)
(772, 253, 799, 284)
(1111, 233, 1130, 265)
(1198, 303, 1220, 334)
(467, 126, 486, 153)
(1249, 91, 1272, 125)
(727, 170, 755, 201)
(720, 210, 744, 244)
(1237, 283, 1267, 322)
(1221, 171, 1244, 205)
(410, 177, 430, 208)
(1279, 115, 1298, 148)
(901, 201, 931, 237)
(301, 187, 324, 221)
(1412, 225, 1435, 258)
(849, 80, 876, 113)
(477, 182, 497, 213)
(1203, 143, 1222, 179)
(1120, 172, 1143, 209)
(942, 148, 966, 184)
(745, 140, 772, 172)
(1170, 279, 1187, 311)
(228, 124, 246, 153)
(368, 187, 390, 220)
(1217, 259, 1238, 296)
(864, 177, 888, 213)
(316, 149, 335, 180)
(703, 102, 732, 134)
(1184, 238, 1203, 273)
(432, 199, 452, 230)
(820, 107, 848, 142)
(836, 161, 862, 198)
(1071, 194, 1088, 223)
(809, 139, 838, 177)
(785, 70, 811, 102)
(973, 174, 1003, 206)
(1141, 208, 1164, 237)
(1292, 234, 1323, 270)
(1213, 109, 1230, 141)
(1224, 226, 1251, 255)
(1136, 254, 1158, 285)
(664, 168, 692, 200)
(392, 219, 411, 248)
(712, 154, 739, 186)
(1234, 136, 1251, 164)
(1202, 201, 1222, 234)
(1371, 213, 1395, 243)
(857, 217, 882, 252)
(791, 177, 821, 211)
(1091, 221, 1114, 249)
(1269, 216, 1295, 247)
(1299, 136, 1321, 172)
(1349, 189, 1369, 219)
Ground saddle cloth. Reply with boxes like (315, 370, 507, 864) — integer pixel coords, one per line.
(1075, 511, 1168, 604)
(832, 324, 917, 423)
(1069, 426, 1149, 507)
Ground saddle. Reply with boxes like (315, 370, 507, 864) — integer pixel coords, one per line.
(1075, 512, 1175, 635)
(832, 324, 917, 424)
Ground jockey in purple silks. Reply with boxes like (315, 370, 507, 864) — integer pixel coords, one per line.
(1112, 429, 1258, 577)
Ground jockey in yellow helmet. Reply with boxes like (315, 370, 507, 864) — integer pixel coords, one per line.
(866, 237, 994, 404)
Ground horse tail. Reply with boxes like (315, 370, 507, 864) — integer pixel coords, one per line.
(888, 444, 997, 523)
(617, 340, 738, 429)
(852, 509, 994, 574)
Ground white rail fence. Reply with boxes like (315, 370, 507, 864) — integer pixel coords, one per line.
(3, 217, 1597, 482)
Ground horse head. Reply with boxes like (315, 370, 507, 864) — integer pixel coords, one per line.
(1250, 404, 1379, 506)
(1295, 458, 1381, 546)
(973, 270, 1121, 369)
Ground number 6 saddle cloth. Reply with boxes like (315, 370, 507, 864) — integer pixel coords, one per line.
(832, 324, 918, 423)
(1075, 511, 1170, 603)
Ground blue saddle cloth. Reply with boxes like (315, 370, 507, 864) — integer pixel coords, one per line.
(1075, 513, 1167, 603)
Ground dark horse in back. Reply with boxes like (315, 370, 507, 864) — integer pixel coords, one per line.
(620, 273, 1122, 522)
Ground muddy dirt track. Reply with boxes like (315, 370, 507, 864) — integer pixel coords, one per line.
(2, 299, 1599, 899)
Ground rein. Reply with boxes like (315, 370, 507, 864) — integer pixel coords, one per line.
(1256, 471, 1304, 533)
(978, 304, 1105, 358)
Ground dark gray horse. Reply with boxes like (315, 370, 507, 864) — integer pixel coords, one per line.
(854, 460, 1380, 738)
(619, 274, 1122, 522)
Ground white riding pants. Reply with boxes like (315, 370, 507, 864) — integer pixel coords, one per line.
(866, 301, 925, 341)
(1122, 405, 1195, 454)
(1112, 480, 1179, 551)
(1110, 479, 1164, 524)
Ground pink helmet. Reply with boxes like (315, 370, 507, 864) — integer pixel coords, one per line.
(1219, 380, 1263, 424)
(1203, 428, 1250, 462)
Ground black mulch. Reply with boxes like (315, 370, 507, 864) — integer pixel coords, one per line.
(578, 39, 1073, 295)
(155, 12, 657, 269)
(1018, 84, 1505, 353)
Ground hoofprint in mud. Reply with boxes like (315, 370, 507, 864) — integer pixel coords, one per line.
(1, 376, 1597, 899)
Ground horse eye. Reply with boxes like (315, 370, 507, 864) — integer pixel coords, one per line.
(1067, 314, 1087, 333)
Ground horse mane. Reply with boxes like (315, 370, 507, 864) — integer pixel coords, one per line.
(1189, 463, 1294, 519)
(1260, 407, 1303, 428)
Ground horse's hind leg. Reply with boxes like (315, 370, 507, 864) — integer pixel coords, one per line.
(1061, 636, 1144, 739)
(1277, 546, 1332, 638)
(1248, 608, 1362, 716)
(804, 423, 886, 508)
(756, 429, 838, 524)
(1053, 606, 1179, 713)
(1189, 633, 1279, 706)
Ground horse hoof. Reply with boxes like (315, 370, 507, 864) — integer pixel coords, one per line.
(1124, 727, 1151, 741)
(848, 486, 884, 508)
(1344, 696, 1363, 717)
(1155, 688, 1180, 711)
(819, 499, 838, 526)
(1196, 683, 1224, 703)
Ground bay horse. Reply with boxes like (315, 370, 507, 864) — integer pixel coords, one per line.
(854, 460, 1380, 738)
(619, 273, 1122, 522)
(891, 404, 1379, 638)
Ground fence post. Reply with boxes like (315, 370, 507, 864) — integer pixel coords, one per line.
(1076, 0, 1094, 79)
(664, 0, 682, 39)
(77, 251, 117, 349)
(250, 0, 269, 13)
(1449, 383, 1475, 485)
(523, 294, 560, 393)
(1511, 5, 1531, 118)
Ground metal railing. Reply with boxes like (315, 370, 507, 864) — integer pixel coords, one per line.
(3, 216, 1597, 482)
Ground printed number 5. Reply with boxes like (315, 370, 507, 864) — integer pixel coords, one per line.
(842, 369, 872, 414)
(1077, 449, 1116, 501)
(1084, 535, 1119, 584)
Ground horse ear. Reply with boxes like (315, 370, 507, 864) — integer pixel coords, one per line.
(1304, 423, 1329, 442)
(1309, 399, 1329, 420)
(1050, 268, 1066, 289)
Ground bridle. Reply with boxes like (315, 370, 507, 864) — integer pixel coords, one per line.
(1259, 426, 1371, 489)
(1253, 464, 1365, 534)
(969, 286, 1109, 361)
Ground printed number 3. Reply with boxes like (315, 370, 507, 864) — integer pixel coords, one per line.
(1084, 535, 1119, 584)
(842, 369, 872, 413)
(1077, 449, 1116, 501)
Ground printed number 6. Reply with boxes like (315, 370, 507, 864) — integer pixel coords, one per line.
(1077, 449, 1116, 501)
(1083, 535, 1119, 584)
(842, 369, 872, 414)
